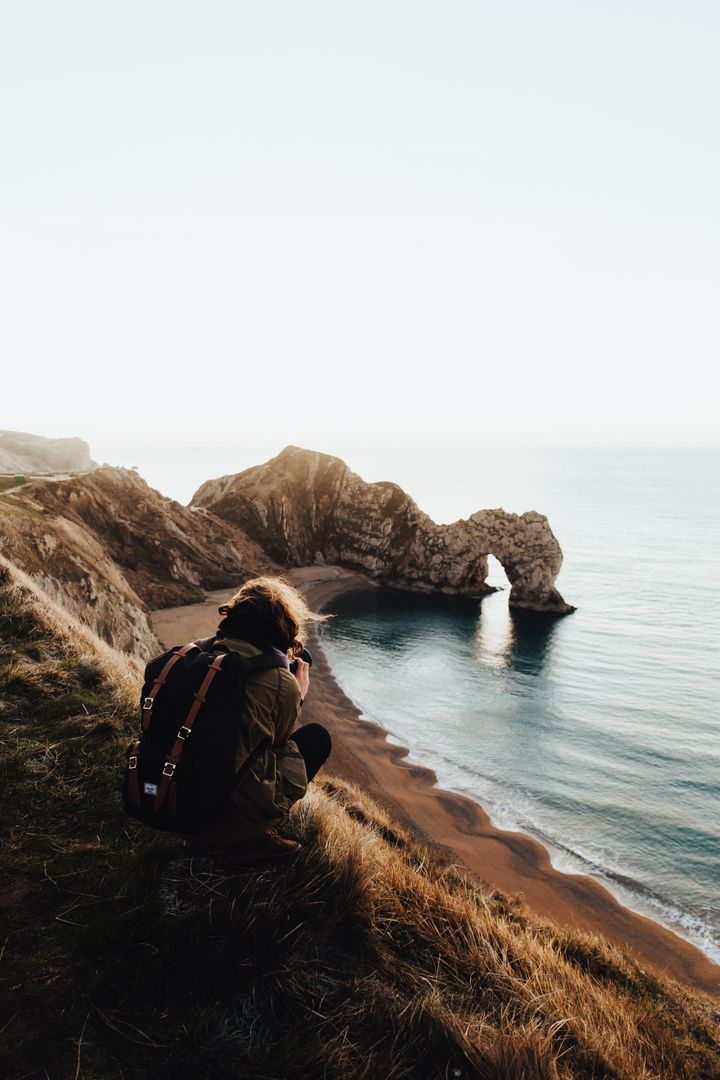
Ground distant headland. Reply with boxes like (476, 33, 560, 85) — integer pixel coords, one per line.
(0, 429, 97, 474)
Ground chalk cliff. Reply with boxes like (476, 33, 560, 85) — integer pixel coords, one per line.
(191, 446, 575, 614)
(0, 430, 97, 473)
(0, 468, 275, 654)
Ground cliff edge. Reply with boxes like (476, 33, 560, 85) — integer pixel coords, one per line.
(1, 558, 717, 1079)
(192, 446, 575, 614)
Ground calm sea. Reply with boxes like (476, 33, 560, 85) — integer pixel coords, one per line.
(94, 444, 720, 962)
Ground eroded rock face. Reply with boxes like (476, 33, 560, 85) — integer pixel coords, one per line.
(25, 468, 277, 608)
(0, 430, 97, 474)
(0, 502, 159, 656)
(0, 468, 277, 655)
(191, 447, 575, 614)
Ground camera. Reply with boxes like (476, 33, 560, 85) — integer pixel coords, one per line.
(289, 648, 312, 674)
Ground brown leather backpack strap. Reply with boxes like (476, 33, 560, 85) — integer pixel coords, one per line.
(142, 643, 198, 731)
(153, 652, 227, 815)
(127, 740, 142, 808)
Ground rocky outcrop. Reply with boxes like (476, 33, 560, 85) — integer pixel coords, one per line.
(0, 430, 97, 474)
(0, 504, 158, 657)
(0, 445, 573, 656)
(0, 468, 277, 654)
(24, 468, 277, 608)
(191, 447, 575, 614)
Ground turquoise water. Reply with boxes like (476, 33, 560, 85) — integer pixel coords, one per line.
(94, 444, 720, 961)
(314, 450, 720, 963)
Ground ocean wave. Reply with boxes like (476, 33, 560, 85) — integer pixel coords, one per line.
(382, 731, 720, 965)
(442, 774, 720, 966)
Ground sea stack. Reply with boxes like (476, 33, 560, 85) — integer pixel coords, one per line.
(191, 446, 575, 615)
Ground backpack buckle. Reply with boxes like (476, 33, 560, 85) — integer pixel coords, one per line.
(162, 761, 176, 778)
(177, 725, 192, 741)
(128, 755, 138, 770)
(142, 697, 154, 712)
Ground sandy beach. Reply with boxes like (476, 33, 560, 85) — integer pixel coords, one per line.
(151, 565, 720, 997)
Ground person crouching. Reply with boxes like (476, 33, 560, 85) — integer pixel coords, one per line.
(182, 576, 332, 859)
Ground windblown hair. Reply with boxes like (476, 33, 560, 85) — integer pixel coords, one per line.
(217, 576, 329, 656)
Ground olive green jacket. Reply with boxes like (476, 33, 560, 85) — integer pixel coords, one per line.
(215, 636, 309, 827)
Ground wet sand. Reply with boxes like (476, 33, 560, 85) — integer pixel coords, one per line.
(151, 565, 720, 997)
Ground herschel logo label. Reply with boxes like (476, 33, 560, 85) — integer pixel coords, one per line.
(143, 782, 159, 796)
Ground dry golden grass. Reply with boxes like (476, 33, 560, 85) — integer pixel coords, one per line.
(0, 556, 718, 1079)
(291, 782, 720, 1079)
(0, 552, 143, 699)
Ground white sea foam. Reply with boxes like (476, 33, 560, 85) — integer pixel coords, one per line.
(366, 714, 720, 966)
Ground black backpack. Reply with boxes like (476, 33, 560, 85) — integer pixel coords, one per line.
(123, 638, 286, 833)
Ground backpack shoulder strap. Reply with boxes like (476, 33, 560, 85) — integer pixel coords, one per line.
(153, 651, 228, 815)
(141, 642, 199, 731)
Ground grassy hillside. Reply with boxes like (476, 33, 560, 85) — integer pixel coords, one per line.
(0, 467, 276, 655)
(1, 557, 719, 1080)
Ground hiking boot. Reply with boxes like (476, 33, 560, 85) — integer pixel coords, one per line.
(255, 829, 302, 855)
(224, 828, 302, 865)
(185, 827, 301, 861)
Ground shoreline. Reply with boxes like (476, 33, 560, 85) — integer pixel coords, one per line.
(150, 566, 720, 997)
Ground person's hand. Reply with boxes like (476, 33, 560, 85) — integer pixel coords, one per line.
(292, 656, 310, 700)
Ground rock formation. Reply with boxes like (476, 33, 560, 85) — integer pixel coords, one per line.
(0, 468, 277, 654)
(191, 447, 575, 614)
(0, 444, 574, 656)
(0, 430, 97, 474)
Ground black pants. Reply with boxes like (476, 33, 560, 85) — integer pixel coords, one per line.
(182, 722, 333, 849)
(292, 723, 332, 781)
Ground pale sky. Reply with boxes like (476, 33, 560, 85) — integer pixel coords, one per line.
(1, 1, 718, 448)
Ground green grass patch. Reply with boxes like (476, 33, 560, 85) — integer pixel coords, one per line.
(0, 476, 27, 494)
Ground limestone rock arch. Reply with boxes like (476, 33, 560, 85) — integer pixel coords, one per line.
(191, 446, 575, 615)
